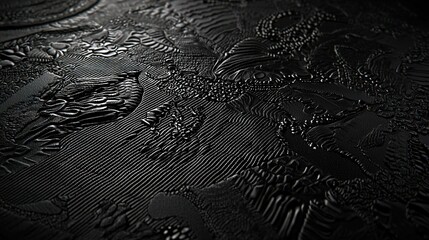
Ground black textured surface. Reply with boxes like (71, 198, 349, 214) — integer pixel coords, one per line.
(0, 0, 428, 239)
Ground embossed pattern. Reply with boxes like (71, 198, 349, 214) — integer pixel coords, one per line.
(0, 0, 428, 239)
